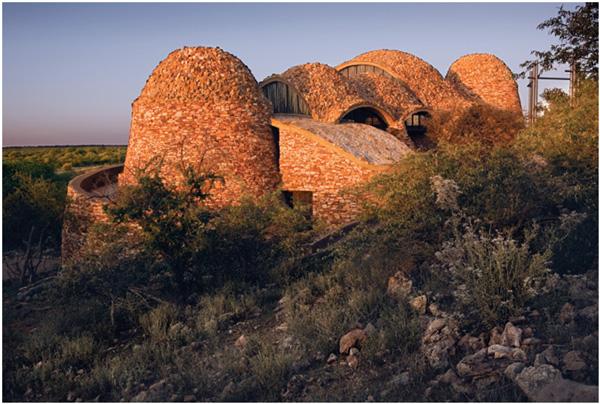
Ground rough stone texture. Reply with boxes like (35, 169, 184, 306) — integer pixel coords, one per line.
(446, 54, 522, 114)
(421, 318, 459, 369)
(273, 116, 400, 226)
(535, 378, 599, 402)
(270, 63, 367, 124)
(411, 295, 427, 315)
(120, 46, 280, 208)
(346, 72, 423, 123)
(274, 115, 412, 166)
(61, 165, 124, 266)
(339, 329, 367, 354)
(500, 322, 522, 347)
(337, 49, 472, 112)
(64, 47, 524, 260)
(387, 271, 413, 299)
(516, 365, 598, 402)
(515, 365, 562, 401)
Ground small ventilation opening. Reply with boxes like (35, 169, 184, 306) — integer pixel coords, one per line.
(270, 125, 280, 171)
(340, 107, 388, 130)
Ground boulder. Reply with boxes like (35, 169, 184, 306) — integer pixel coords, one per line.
(562, 350, 587, 372)
(347, 355, 359, 368)
(387, 271, 412, 298)
(456, 350, 494, 379)
(339, 329, 367, 354)
(535, 346, 559, 367)
(536, 378, 598, 402)
(364, 322, 376, 335)
(488, 344, 511, 359)
(488, 326, 503, 346)
(509, 348, 527, 361)
(500, 322, 522, 347)
(504, 362, 525, 381)
(411, 295, 427, 315)
(515, 364, 562, 401)
(421, 318, 458, 369)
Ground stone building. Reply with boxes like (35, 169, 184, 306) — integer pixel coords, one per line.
(61, 46, 522, 264)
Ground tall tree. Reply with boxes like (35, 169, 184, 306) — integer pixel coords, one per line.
(520, 3, 598, 79)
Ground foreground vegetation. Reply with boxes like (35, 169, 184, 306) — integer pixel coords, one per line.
(3, 145, 127, 172)
(3, 78, 597, 401)
(2, 146, 127, 283)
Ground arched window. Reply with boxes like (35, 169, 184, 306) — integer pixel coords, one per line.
(261, 81, 311, 116)
(340, 107, 388, 130)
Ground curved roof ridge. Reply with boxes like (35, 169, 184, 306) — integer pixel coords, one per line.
(447, 53, 522, 113)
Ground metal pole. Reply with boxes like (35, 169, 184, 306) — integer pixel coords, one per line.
(533, 60, 540, 123)
(569, 54, 576, 105)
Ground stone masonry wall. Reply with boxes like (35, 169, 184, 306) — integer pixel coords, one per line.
(276, 123, 387, 226)
(61, 185, 112, 267)
(120, 47, 280, 207)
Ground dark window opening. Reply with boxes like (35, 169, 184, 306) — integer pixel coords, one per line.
(270, 125, 280, 171)
(340, 107, 388, 130)
(405, 111, 431, 148)
(283, 190, 313, 217)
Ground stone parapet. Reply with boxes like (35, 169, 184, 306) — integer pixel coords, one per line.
(61, 164, 123, 267)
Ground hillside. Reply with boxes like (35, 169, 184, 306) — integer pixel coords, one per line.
(2, 80, 598, 402)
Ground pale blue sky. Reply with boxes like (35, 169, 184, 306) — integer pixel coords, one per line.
(3, 2, 580, 146)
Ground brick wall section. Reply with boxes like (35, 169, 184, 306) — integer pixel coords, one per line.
(446, 54, 523, 114)
(120, 46, 280, 207)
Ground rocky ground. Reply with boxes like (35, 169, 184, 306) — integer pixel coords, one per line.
(4, 267, 598, 402)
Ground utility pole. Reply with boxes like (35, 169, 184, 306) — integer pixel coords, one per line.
(526, 57, 575, 126)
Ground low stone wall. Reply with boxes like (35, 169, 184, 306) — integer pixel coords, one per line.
(61, 164, 123, 267)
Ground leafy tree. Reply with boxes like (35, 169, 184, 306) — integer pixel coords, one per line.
(2, 160, 56, 198)
(105, 162, 221, 294)
(3, 173, 66, 284)
(520, 3, 599, 78)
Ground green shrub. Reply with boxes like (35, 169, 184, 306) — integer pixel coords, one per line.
(434, 221, 551, 327)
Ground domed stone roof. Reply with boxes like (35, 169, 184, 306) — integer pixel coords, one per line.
(337, 49, 470, 111)
(121, 46, 279, 206)
(274, 63, 367, 123)
(447, 53, 522, 114)
(137, 46, 263, 105)
(346, 72, 423, 121)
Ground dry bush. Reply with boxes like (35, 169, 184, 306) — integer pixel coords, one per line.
(425, 104, 524, 148)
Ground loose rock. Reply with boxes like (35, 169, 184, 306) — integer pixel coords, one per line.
(339, 329, 367, 354)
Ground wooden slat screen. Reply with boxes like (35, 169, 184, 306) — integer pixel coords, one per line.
(262, 81, 311, 116)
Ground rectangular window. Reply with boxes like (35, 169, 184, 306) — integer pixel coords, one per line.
(283, 190, 313, 217)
